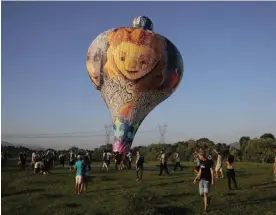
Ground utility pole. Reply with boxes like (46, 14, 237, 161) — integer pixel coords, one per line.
(104, 124, 113, 145)
(157, 124, 168, 144)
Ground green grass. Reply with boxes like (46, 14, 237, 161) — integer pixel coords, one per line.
(1, 161, 276, 215)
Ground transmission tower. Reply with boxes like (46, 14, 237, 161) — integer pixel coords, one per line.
(157, 124, 168, 144)
(104, 124, 113, 145)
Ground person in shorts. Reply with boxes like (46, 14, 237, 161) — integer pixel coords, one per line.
(193, 152, 214, 213)
(74, 155, 84, 194)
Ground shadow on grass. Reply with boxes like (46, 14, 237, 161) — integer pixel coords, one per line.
(2, 188, 45, 197)
(42, 193, 64, 198)
(64, 203, 80, 208)
(231, 196, 276, 207)
(252, 182, 275, 188)
(90, 176, 113, 181)
(32, 179, 64, 185)
(89, 185, 135, 193)
(226, 192, 237, 196)
(239, 172, 264, 178)
(152, 180, 187, 187)
(258, 184, 276, 190)
(161, 193, 192, 201)
(155, 206, 194, 215)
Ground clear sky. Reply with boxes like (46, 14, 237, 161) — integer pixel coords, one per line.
(2, 2, 276, 149)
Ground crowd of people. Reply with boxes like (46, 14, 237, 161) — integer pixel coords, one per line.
(2, 147, 276, 212)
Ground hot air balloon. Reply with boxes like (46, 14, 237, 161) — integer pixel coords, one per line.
(86, 16, 184, 155)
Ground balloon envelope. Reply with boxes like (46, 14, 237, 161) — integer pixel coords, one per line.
(87, 17, 184, 154)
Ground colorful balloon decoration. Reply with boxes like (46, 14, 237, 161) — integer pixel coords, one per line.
(86, 16, 184, 154)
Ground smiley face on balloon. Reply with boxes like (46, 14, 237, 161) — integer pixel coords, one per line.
(104, 28, 167, 92)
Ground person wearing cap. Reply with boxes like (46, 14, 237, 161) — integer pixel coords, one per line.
(74, 155, 85, 194)
(193, 151, 214, 213)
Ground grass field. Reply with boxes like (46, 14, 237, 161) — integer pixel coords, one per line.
(1, 161, 276, 215)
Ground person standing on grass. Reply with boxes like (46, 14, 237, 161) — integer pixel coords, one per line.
(43, 154, 50, 174)
(126, 151, 132, 169)
(213, 149, 224, 179)
(102, 150, 109, 171)
(274, 156, 276, 182)
(159, 150, 170, 176)
(226, 154, 238, 190)
(18, 152, 26, 170)
(83, 156, 90, 193)
(173, 152, 183, 172)
(59, 152, 65, 168)
(31, 152, 37, 171)
(193, 152, 214, 213)
(136, 151, 144, 181)
(74, 155, 85, 194)
(107, 152, 111, 169)
(193, 151, 201, 175)
(69, 151, 75, 171)
(114, 152, 119, 170)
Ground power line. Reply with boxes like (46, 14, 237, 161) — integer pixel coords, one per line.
(2, 129, 158, 139)
(104, 124, 113, 145)
(1, 130, 105, 138)
(157, 123, 168, 144)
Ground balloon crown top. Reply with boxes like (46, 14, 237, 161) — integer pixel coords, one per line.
(131, 16, 153, 31)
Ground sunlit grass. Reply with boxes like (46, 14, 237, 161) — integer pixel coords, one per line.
(1, 161, 276, 215)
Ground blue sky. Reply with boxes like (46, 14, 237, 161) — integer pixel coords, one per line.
(2, 2, 276, 149)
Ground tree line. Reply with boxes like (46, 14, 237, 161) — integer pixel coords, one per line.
(2, 133, 275, 163)
(88, 133, 276, 163)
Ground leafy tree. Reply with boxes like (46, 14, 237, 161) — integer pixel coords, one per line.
(260, 133, 275, 139)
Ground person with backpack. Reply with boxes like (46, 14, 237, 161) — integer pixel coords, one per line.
(136, 151, 144, 181)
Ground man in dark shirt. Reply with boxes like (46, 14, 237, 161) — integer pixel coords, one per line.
(193, 152, 214, 213)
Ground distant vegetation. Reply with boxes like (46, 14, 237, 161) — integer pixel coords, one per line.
(2, 133, 275, 163)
